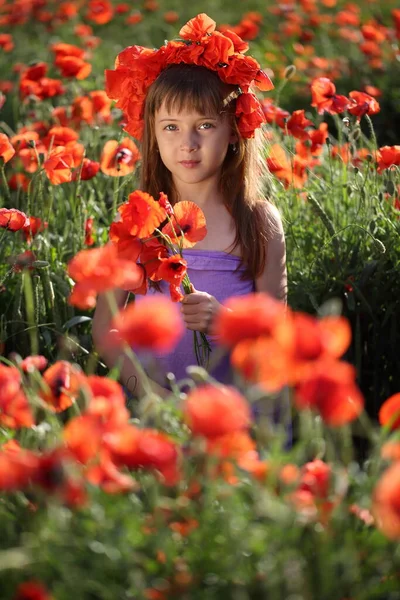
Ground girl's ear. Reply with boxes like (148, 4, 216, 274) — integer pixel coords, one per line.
(229, 131, 239, 145)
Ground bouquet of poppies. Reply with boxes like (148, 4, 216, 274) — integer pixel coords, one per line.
(108, 189, 211, 365)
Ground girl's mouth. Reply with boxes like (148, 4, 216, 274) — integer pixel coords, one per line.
(179, 161, 200, 168)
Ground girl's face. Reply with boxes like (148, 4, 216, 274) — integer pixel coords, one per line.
(154, 102, 237, 192)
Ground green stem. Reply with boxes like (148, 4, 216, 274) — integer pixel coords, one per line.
(0, 163, 10, 203)
(23, 271, 38, 355)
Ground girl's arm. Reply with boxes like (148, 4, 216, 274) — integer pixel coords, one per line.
(92, 290, 168, 398)
(255, 203, 287, 304)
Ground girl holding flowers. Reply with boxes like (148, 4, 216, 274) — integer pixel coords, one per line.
(92, 13, 287, 396)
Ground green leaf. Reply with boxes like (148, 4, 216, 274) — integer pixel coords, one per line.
(63, 316, 92, 330)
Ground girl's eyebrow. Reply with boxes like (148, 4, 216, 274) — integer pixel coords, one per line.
(158, 116, 218, 122)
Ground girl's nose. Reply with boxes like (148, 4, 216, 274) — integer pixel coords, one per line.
(180, 134, 199, 152)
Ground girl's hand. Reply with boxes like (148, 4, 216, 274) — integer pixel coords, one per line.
(181, 284, 222, 334)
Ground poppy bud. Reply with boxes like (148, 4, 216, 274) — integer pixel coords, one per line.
(283, 65, 296, 80)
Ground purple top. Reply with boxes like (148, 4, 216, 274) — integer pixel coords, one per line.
(142, 248, 255, 385)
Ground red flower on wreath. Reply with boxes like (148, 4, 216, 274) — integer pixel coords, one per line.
(235, 92, 266, 138)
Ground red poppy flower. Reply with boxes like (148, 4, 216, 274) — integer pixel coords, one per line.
(379, 393, 400, 431)
(43, 146, 74, 185)
(22, 216, 47, 243)
(40, 360, 85, 412)
(44, 126, 79, 148)
(231, 336, 291, 392)
(109, 425, 180, 485)
(55, 55, 92, 80)
(179, 13, 216, 41)
(86, 453, 137, 493)
(262, 98, 290, 128)
(0, 444, 39, 492)
(155, 254, 187, 286)
(266, 144, 309, 188)
(8, 173, 29, 191)
(183, 384, 252, 438)
(68, 244, 145, 309)
(0, 33, 14, 52)
(311, 77, 350, 115)
(20, 355, 48, 373)
(213, 292, 287, 346)
(373, 463, 400, 539)
(295, 360, 364, 426)
(235, 92, 266, 139)
(110, 296, 184, 353)
(348, 91, 380, 121)
(0, 132, 15, 163)
(112, 190, 167, 239)
(0, 364, 34, 429)
(285, 110, 313, 140)
(75, 158, 100, 181)
(296, 122, 329, 157)
(376, 146, 400, 173)
(0, 208, 28, 231)
(100, 138, 140, 176)
(51, 42, 85, 60)
(86, 0, 114, 24)
(139, 238, 169, 279)
(161, 201, 207, 248)
(84, 217, 95, 246)
(299, 459, 331, 499)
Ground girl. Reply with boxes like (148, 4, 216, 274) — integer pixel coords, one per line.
(92, 19, 287, 397)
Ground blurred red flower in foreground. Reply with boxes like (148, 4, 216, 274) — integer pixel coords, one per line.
(294, 360, 364, 426)
(373, 462, 400, 539)
(110, 296, 184, 353)
(39, 360, 85, 413)
(20, 355, 48, 373)
(183, 384, 252, 438)
(68, 244, 145, 309)
(0, 364, 34, 428)
(379, 392, 400, 430)
(213, 292, 286, 346)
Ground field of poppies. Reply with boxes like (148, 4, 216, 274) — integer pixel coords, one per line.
(1, 1, 400, 599)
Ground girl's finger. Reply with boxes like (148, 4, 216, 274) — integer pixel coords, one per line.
(182, 293, 204, 304)
(181, 305, 203, 315)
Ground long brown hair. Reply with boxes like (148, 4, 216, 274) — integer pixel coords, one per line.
(139, 63, 276, 280)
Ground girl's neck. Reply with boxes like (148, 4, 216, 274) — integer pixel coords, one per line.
(172, 177, 224, 208)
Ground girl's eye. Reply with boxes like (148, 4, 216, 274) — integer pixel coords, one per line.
(199, 122, 215, 130)
(164, 124, 177, 131)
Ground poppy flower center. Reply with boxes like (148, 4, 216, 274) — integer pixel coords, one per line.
(115, 148, 133, 164)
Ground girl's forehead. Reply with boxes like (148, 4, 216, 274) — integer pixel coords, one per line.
(156, 101, 220, 119)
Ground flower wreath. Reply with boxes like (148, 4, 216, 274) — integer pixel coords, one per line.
(105, 13, 274, 141)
